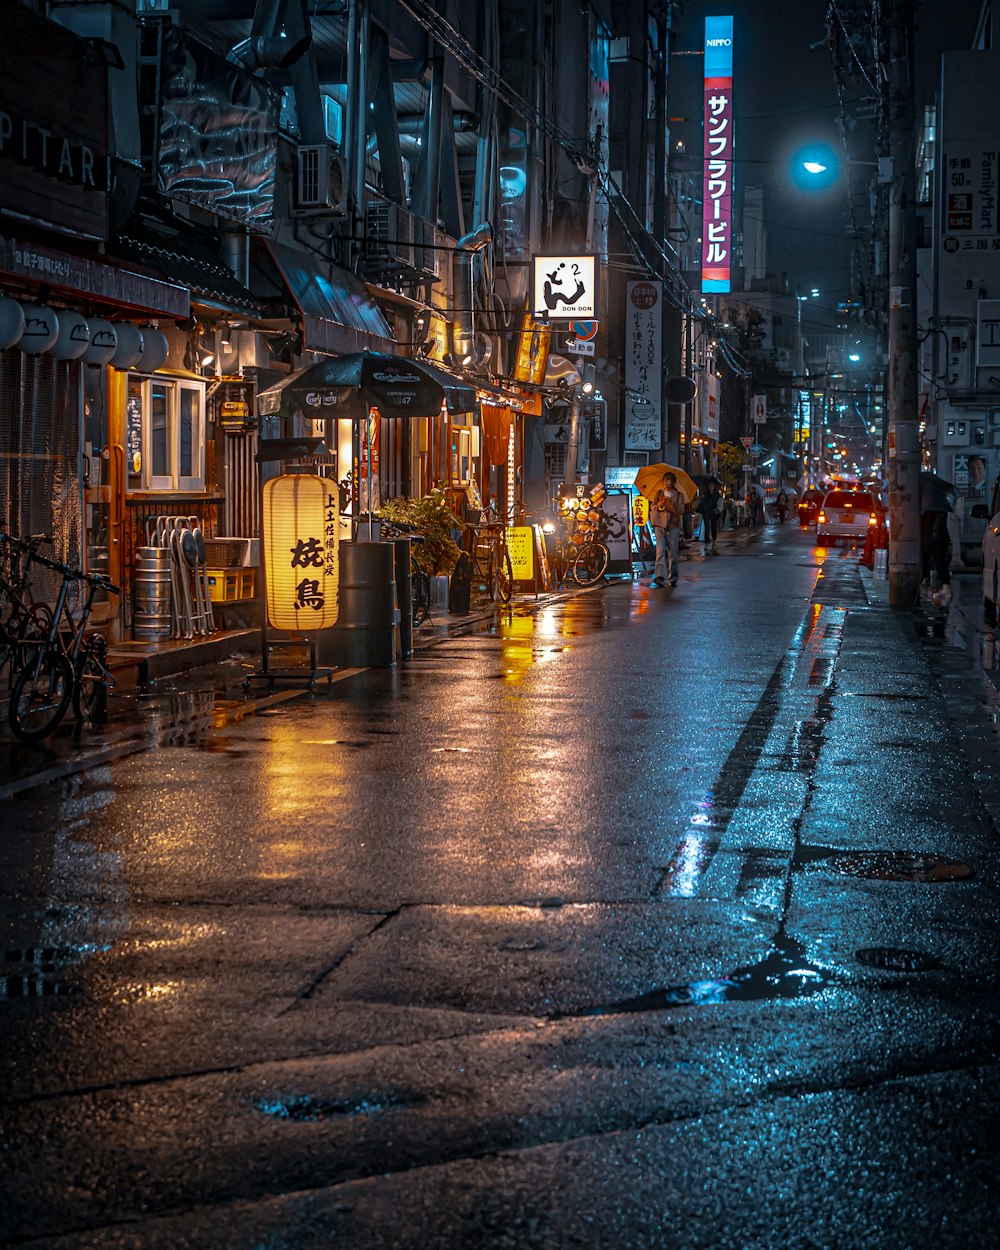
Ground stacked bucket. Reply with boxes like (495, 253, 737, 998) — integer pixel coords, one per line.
(133, 547, 171, 639)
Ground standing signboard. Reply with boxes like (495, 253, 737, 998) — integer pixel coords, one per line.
(624, 280, 662, 451)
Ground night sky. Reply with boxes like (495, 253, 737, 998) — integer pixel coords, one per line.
(669, 0, 981, 314)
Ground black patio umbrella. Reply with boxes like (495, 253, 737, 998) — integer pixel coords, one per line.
(257, 351, 473, 421)
(919, 471, 957, 513)
(692, 473, 722, 488)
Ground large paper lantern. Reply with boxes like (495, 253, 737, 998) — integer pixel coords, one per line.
(263, 473, 340, 631)
(0, 297, 25, 349)
(83, 319, 118, 365)
(51, 309, 91, 360)
(19, 304, 59, 354)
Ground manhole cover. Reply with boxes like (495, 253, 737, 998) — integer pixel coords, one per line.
(821, 852, 973, 882)
(855, 947, 941, 972)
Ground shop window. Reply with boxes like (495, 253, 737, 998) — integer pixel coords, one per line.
(126, 375, 205, 492)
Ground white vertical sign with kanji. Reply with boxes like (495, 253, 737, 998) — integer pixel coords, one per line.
(624, 280, 662, 451)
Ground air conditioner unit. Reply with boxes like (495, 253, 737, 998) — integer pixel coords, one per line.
(293, 145, 347, 216)
(412, 217, 438, 279)
(364, 199, 413, 269)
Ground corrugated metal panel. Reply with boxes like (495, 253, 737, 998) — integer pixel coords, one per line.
(0, 349, 82, 605)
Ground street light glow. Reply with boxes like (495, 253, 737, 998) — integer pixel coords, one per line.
(803, 161, 827, 174)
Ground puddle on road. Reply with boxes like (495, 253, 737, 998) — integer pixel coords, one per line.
(256, 1090, 426, 1121)
(563, 930, 834, 1020)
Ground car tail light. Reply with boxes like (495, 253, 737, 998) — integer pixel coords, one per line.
(817, 510, 826, 524)
(868, 512, 878, 526)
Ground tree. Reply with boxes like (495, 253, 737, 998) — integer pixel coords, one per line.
(715, 442, 745, 495)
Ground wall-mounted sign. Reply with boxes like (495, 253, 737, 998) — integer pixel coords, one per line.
(701, 15, 734, 294)
(531, 255, 597, 319)
(624, 279, 662, 451)
(513, 313, 551, 385)
(0, 6, 109, 240)
(752, 394, 767, 422)
(977, 299, 1000, 367)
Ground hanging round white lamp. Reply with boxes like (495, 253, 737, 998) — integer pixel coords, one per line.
(83, 319, 118, 365)
(135, 326, 169, 372)
(18, 304, 59, 354)
(51, 309, 91, 360)
(0, 297, 25, 350)
(109, 323, 144, 369)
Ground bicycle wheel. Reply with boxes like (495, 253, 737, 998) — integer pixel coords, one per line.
(411, 558, 430, 626)
(9, 652, 74, 743)
(493, 548, 513, 604)
(572, 542, 609, 586)
(72, 640, 112, 725)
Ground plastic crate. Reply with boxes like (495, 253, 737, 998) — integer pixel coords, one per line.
(205, 566, 257, 602)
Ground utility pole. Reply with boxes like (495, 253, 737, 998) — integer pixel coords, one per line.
(885, 0, 921, 608)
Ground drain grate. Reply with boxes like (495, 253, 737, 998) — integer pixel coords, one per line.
(855, 947, 941, 972)
(819, 851, 974, 882)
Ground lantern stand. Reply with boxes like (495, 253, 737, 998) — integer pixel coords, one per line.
(243, 436, 336, 692)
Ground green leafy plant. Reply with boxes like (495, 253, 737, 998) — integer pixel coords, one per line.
(378, 490, 463, 576)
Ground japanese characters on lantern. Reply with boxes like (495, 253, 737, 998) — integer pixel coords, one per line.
(263, 474, 340, 631)
(701, 15, 734, 294)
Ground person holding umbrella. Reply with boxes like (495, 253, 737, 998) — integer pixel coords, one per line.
(650, 472, 685, 587)
(920, 472, 956, 607)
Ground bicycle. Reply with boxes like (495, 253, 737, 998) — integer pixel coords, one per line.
(465, 521, 513, 604)
(0, 534, 54, 686)
(568, 508, 625, 586)
(380, 519, 432, 626)
(8, 551, 120, 744)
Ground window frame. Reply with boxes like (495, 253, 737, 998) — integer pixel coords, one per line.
(126, 373, 205, 494)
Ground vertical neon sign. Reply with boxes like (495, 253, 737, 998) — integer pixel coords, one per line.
(701, 15, 734, 293)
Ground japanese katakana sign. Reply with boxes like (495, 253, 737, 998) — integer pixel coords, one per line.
(531, 255, 597, 320)
(701, 15, 734, 294)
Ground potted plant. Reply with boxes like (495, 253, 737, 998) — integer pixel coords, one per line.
(378, 491, 464, 602)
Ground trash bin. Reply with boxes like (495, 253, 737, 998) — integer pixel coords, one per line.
(449, 552, 471, 615)
(318, 541, 398, 668)
(392, 537, 412, 658)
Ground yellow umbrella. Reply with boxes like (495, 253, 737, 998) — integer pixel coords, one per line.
(633, 463, 698, 505)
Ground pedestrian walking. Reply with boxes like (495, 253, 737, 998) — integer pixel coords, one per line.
(650, 472, 685, 587)
(776, 489, 790, 525)
(921, 507, 952, 607)
(697, 480, 723, 555)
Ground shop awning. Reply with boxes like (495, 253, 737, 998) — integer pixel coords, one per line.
(265, 240, 395, 356)
(0, 233, 188, 318)
(406, 358, 478, 413)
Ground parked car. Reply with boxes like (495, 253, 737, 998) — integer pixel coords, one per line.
(971, 473, 1000, 624)
(815, 489, 883, 546)
(797, 488, 825, 528)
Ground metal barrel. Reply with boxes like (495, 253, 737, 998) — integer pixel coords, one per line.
(318, 541, 398, 668)
(133, 546, 172, 639)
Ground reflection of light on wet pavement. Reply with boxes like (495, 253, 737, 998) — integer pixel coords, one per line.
(658, 834, 718, 896)
(118, 981, 180, 1003)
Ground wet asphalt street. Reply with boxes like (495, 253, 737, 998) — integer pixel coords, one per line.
(2, 523, 1000, 1249)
